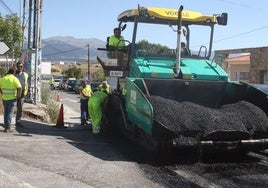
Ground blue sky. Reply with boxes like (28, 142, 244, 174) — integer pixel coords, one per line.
(1, 0, 268, 51)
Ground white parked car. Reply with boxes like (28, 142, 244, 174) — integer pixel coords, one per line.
(53, 79, 61, 89)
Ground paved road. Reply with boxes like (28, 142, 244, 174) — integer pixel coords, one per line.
(0, 101, 162, 187)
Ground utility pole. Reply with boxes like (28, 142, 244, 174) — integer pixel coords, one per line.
(33, 0, 41, 104)
(21, 0, 26, 49)
(24, 0, 42, 104)
(87, 44, 90, 80)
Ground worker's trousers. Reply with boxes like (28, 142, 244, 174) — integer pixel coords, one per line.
(3, 99, 17, 128)
(88, 98, 102, 134)
(16, 96, 24, 123)
(80, 99, 89, 124)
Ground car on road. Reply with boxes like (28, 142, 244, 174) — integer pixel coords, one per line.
(50, 78, 61, 90)
(64, 78, 77, 92)
(59, 77, 68, 90)
(53, 78, 61, 89)
(90, 81, 102, 92)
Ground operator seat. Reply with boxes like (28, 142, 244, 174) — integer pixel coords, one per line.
(181, 47, 191, 57)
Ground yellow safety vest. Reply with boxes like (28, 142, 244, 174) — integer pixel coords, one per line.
(0, 74, 22, 100)
(91, 91, 108, 103)
(23, 72, 29, 96)
(98, 84, 110, 93)
(108, 35, 125, 48)
(49, 77, 54, 84)
(79, 85, 92, 99)
(15, 71, 29, 96)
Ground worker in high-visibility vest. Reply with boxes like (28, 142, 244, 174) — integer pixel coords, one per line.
(15, 61, 29, 127)
(108, 27, 125, 49)
(98, 81, 110, 93)
(79, 80, 92, 125)
(0, 67, 22, 133)
(49, 76, 54, 90)
(88, 90, 108, 134)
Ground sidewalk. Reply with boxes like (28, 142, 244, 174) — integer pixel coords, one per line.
(0, 102, 159, 187)
(0, 102, 91, 132)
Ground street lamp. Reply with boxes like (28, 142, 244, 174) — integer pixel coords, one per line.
(87, 44, 90, 80)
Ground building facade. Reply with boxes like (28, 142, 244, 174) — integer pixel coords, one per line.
(216, 47, 268, 84)
(227, 55, 250, 83)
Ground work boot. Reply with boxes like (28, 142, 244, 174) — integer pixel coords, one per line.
(92, 125, 100, 134)
(4, 127, 14, 133)
(86, 119, 91, 125)
(81, 119, 86, 126)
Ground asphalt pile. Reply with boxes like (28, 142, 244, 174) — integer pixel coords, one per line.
(149, 95, 268, 140)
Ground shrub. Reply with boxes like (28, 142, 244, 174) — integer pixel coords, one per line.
(41, 82, 50, 105)
(47, 99, 60, 124)
(41, 82, 60, 123)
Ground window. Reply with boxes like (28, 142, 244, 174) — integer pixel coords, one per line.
(234, 72, 249, 80)
(240, 72, 249, 80)
(263, 71, 268, 84)
(264, 71, 268, 81)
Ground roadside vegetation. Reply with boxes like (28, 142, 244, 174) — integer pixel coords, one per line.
(51, 63, 105, 81)
(41, 82, 60, 123)
(0, 83, 60, 123)
(0, 13, 22, 62)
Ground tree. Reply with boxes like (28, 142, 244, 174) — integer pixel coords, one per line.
(0, 13, 22, 61)
(93, 69, 105, 81)
(137, 40, 174, 56)
(62, 65, 84, 79)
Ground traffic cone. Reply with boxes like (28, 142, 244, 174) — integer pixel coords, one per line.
(55, 104, 66, 128)
(56, 91, 61, 102)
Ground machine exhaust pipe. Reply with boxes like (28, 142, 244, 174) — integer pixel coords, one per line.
(174, 5, 183, 77)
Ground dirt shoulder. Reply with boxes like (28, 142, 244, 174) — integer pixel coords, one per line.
(0, 99, 48, 122)
(22, 102, 49, 122)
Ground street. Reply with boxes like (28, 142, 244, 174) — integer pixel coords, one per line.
(0, 91, 167, 187)
(0, 91, 267, 188)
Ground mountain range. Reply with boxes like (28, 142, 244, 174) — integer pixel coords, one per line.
(41, 36, 223, 63)
(41, 36, 106, 62)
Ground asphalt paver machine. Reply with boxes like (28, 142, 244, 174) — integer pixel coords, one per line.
(97, 5, 268, 154)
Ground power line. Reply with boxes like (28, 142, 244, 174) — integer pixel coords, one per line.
(42, 45, 88, 57)
(217, 0, 268, 12)
(190, 24, 268, 49)
(0, 0, 14, 14)
(41, 40, 66, 52)
(214, 25, 268, 43)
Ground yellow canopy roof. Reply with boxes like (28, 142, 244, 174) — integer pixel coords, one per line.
(118, 7, 217, 25)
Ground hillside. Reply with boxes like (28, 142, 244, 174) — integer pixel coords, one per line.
(51, 62, 102, 74)
(42, 36, 106, 62)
